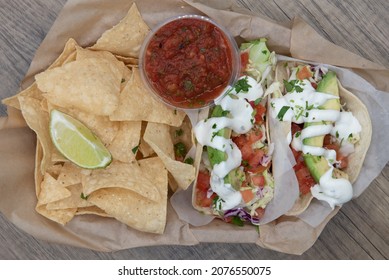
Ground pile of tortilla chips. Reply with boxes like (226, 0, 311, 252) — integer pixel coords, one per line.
(2, 4, 195, 234)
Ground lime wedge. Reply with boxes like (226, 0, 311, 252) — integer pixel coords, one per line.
(49, 109, 112, 169)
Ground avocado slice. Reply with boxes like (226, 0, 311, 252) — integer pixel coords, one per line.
(302, 71, 340, 183)
(207, 106, 247, 190)
(224, 168, 245, 190)
(207, 105, 231, 167)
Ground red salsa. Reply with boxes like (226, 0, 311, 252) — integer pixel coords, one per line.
(144, 17, 234, 108)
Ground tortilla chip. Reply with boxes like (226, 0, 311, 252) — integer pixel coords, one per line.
(34, 140, 44, 198)
(2, 83, 43, 110)
(35, 204, 77, 225)
(35, 57, 123, 116)
(121, 65, 133, 91)
(139, 121, 156, 157)
(90, 3, 150, 57)
(82, 161, 160, 201)
(46, 184, 93, 210)
(109, 68, 186, 126)
(38, 173, 71, 205)
(3, 39, 78, 110)
(144, 122, 195, 190)
(49, 38, 79, 69)
(46, 163, 63, 179)
(108, 121, 142, 163)
(75, 206, 111, 217)
(115, 55, 139, 65)
(57, 162, 83, 187)
(18, 96, 52, 174)
(170, 115, 194, 152)
(87, 157, 168, 234)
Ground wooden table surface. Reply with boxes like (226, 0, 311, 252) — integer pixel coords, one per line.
(0, 0, 388, 259)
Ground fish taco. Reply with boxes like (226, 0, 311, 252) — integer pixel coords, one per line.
(191, 39, 278, 225)
(270, 61, 372, 214)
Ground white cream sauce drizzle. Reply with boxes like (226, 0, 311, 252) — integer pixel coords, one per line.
(194, 76, 263, 210)
(271, 78, 361, 208)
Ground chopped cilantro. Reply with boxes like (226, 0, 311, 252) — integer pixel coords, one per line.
(174, 142, 186, 157)
(254, 98, 262, 105)
(221, 110, 230, 117)
(295, 131, 301, 138)
(131, 145, 139, 154)
(336, 131, 339, 138)
(213, 196, 222, 211)
(277, 106, 290, 121)
(283, 79, 303, 93)
(212, 123, 217, 129)
(183, 80, 194, 91)
(80, 193, 89, 200)
(175, 129, 184, 137)
(305, 101, 314, 110)
(295, 85, 303, 92)
(234, 77, 251, 93)
(348, 133, 353, 138)
(230, 216, 244, 227)
(184, 157, 194, 165)
(262, 50, 268, 54)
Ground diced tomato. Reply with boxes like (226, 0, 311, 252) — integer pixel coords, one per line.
(195, 171, 216, 207)
(251, 174, 265, 187)
(240, 52, 249, 75)
(247, 128, 263, 143)
(246, 149, 265, 172)
(249, 101, 267, 125)
(297, 65, 313, 80)
(241, 189, 255, 203)
(337, 154, 348, 169)
(196, 170, 210, 191)
(291, 123, 303, 135)
(311, 82, 317, 89)
(254, 207, 265, 219)
(233, 128, 268, 173)
(291, 147, 315, 194)
(323, 134, 332, 146)
(323, 142, 348, 169)
(295, 166, 316, 195)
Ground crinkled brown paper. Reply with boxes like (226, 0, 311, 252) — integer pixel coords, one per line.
(1, 0, 388, 255)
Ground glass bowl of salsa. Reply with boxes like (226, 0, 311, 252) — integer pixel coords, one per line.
(139, 15, 240, 110)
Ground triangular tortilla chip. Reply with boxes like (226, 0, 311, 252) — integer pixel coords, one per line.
(143, 122, 195, 190)
(90, 3, 150, 58)
(109, 68, 186, 126)
(87, 157, 168, 234)
(35, 57, 122, 116)
(82, 161, 160, 201)
(108, 121, 142, 163)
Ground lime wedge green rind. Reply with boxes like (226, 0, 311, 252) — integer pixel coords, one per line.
(49, 109, 112, 169)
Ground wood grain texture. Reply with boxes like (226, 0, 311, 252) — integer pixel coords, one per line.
(0, 0, 388, 259)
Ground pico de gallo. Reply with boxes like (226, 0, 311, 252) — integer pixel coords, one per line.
(142, 16, 239, 109)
